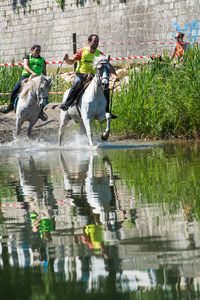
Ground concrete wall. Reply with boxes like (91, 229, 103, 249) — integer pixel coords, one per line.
(0, 0, 200, 65)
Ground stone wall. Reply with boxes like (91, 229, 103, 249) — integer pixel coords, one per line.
(0, 0, 200, 66)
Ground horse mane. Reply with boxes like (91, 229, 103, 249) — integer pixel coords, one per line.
(19, 75, 42, 98)
(93, 55, 108, 68)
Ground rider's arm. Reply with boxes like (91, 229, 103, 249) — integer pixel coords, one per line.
(23, 57, 37, 76)
(64, 54, 77, 65)
(64, 49, 83, 65)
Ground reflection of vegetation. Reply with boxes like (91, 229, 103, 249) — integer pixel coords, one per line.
(0, 258, 126, 299)
(0, 165, 18, 201)
(0, 261, 198, 299)
(107, 142, 200, 219)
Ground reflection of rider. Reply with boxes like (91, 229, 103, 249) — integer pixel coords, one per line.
(60, 34, 119, 119)
(0, 44, 48, 121)
(30, 207, 55, 242)
(75, 213, 109, 259)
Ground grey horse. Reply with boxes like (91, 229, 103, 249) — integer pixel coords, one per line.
(16, 75, 52, 138)
(59, 56, 112, 147)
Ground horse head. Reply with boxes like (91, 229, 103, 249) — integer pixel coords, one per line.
(36, 75, 52, 108)
(95, 55, 111, 90)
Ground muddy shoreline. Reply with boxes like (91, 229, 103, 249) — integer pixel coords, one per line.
(0, 103, 62, 144)
(0, 103, 194, 146)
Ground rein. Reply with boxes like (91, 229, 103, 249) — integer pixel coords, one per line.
(51, 58, 65, 83)
(109, 81, 116, 114)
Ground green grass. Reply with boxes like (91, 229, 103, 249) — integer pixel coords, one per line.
(0, 64, 23, 104)
(111, 45, 200, 139)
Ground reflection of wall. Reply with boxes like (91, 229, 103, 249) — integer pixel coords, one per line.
(1, 0, 200, 63)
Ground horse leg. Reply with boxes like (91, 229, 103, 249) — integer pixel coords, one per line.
(101, 112, 111, 141)
(58, 111, 70, 146)
(16, 117, 23, 136)
(82, 117, 93, 146)
(27, 120, 37, 138)
(79, 122, 87, 136)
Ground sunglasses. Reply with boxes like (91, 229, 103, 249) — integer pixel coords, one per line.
(175, 36, 181, 39)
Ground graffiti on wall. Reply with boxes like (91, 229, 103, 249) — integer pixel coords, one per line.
(173, 21, 199, 42)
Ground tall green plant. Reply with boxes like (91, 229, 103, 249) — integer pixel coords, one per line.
(111, 46, 200, 139)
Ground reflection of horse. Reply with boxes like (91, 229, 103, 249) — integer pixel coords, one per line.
(17, 155, 56, 241)
(59, 151, 118, 227)
(59, 56, 112, 147)
(16, 75, 52, 138)
(18, 155, 55, 206)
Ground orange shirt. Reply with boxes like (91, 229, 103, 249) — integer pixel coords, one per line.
(175, 42, 188, 57)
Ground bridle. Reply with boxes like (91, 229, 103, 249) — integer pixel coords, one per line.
(95, 61, 110, 90)
(36, 77, 51, 108)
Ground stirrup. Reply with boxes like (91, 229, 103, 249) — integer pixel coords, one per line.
(0, 104, 14, 114)
(111, 113, 118, 119)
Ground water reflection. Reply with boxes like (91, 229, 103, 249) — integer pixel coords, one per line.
(0, 143, 200, 298)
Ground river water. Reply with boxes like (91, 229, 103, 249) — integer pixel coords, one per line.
(0, 139, 200, 299)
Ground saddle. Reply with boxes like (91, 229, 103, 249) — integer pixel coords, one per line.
(70, 73, 94, 108)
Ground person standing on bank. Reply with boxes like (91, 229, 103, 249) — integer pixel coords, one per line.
(171, 32, 188, 66)
(60, 34, 120, 119)
(0, 44, 48, 121)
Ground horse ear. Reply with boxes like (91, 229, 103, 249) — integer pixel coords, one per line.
(107, 55, 110, 62)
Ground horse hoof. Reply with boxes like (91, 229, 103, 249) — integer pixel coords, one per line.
(101, 132, 109, 141)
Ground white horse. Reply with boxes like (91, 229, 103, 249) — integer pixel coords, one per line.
(16, 75, 52, 138)
(59, 56, 112, 147)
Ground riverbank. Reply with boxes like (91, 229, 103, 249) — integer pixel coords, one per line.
(0, 102, 131, 145)
(0, 103, 63, 144)
(1, 102, 199, 147)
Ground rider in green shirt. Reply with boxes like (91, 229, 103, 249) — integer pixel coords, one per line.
(0, 44, 48, 121)
(60, 34, 120, 119)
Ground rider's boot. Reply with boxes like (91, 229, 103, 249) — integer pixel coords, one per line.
(0, 103, 14, 114)
(38, 109, 48, 122)
(110, 113, 118, 119)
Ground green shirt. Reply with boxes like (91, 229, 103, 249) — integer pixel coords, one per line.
(22, 54, 45, 76)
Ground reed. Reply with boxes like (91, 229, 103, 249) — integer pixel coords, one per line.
(0, 64, 22, 104)
(111, 45, 200, 139)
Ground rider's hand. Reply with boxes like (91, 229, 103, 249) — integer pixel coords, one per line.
(113, 75, 120, 83)
(64, 53, 69, 62)
(32, 72, 37, 76)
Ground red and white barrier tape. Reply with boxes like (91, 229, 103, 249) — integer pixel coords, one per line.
(0, 199, 73, 210)
(76, 41, 197, 46)
(0, 54, 166, 67)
